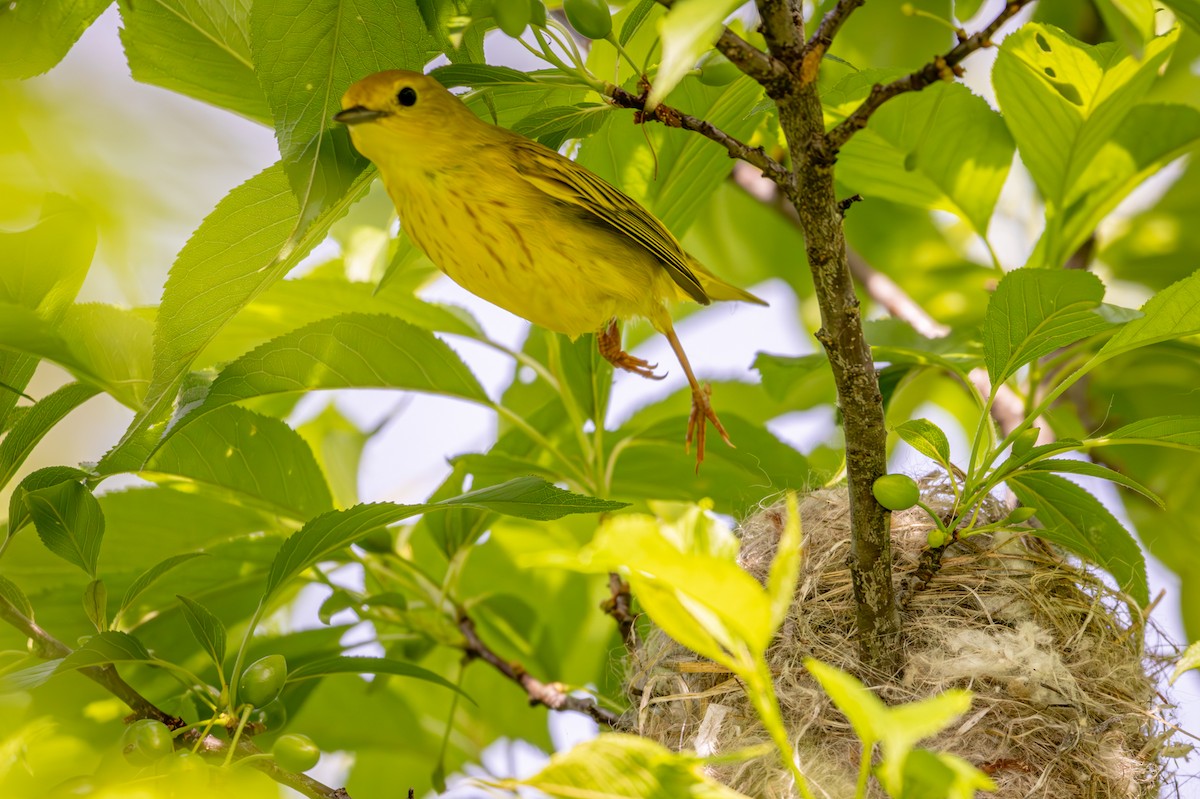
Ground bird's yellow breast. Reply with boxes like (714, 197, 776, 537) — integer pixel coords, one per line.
(382, 146, 675, 337)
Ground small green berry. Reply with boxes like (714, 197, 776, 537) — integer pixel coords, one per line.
(872, 474, 920, 511)
(238, 654, 287, 707)
(121, 718, 174, 766)
(272, 733, 320, 772)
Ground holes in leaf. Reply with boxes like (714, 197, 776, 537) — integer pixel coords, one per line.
(1044, 67, 1057, 78)
(1036, 33, 1051, 51)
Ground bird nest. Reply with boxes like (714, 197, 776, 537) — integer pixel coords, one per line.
(624, 481, 1181, 798)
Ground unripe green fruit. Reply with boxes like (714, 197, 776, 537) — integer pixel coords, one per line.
(238, 654, 287, 707)
(493, 0, 531, 38)
(696, 50, 741, 86)
(926, 529, 946, 548)
(249, 699, 289, 733)
(530, 0, 547, 27)
(121, 719, 174, 766)
(272, 733, 320, 772)
(563, 0, 612, 39)
(872, 474, 920, 511)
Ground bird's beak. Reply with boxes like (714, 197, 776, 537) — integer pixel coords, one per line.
(334, 106, 388, 125)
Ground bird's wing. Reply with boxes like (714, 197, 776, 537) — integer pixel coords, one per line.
(508, 139, 710, 306)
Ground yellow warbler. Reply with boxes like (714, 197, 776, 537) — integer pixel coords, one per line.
(335, 70, 765, 466)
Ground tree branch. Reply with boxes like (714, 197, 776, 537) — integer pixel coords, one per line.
(800, 0, 865, 83)
(458, 611, 619, 727)
(604, 84, 794, 190)
(0, 597, 351, 799)
(651, 0, 789, 87)
(826, 0, 1034, 150)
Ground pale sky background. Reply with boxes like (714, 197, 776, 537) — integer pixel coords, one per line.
(7, 1, 1199, 795)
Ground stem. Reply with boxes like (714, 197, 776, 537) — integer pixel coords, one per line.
(854, 740, 874, 798)
(747, 657, 818, 799)
(229, 600, 269, 710)
(492, 402, 595, 490)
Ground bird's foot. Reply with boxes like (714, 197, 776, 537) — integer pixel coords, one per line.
(687, 383, 733, 470)
(598, 321, 665, 380)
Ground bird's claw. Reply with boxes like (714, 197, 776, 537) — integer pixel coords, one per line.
(686, 383, 733, 471)
(598, 321, 665, 380)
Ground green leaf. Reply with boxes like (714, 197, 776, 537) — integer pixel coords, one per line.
(25, 480, 105, 578)
(146, 406, 334, 520)
(5, 466, 88, 538)
(83, 579, 107, 632)
(287, 655, 462, 695)
(429, 64, 540, 87)
(0, 382, 99, 490)
(649, 0, 743, 108)
(1031, 103, 1200, 270)
(829, 76, 1014, 235)
(100, 161, 374, 475)
(177, 595, 227, 673)
(1098, 415, 1200, 448)
(0, 0, 109, 78)
(251, 0, 438, 209)
(181, 313, 490, 425)
(0, 195, 95, 317)
(1094, 269, 1200, 363)
(765, 494, 801, 635)
(993, 24, 1179, 268)
(804, 658, 885, 744)
(508, 733, 752, 799)
(567, 514, 774, 661)
(878, 691, 975, 793)
(117, 0, 271, 123)
(116, 553, 208, 628)
(1022, 459, 1163, 508)
(1094, 0, 1155, 57)
(0, 304, 153, 409)
(58, 631, 151, 673)
(610, 414, 811, 516)
(0, 574, 34, 619)
(296, 405, 369, 509)
(894, 419, 951, 467)
(1171, 640, 1200, 684)
(983, 269, 1120, 385)
(198, 272, 483, 366)
(263, 477, 623, 598)
(620, 0, 657, 45)
(511, 103, 612, 148)
(1007, 471, 1149, 605)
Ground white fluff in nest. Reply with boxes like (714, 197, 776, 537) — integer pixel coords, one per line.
(908, 620, 1082, 708)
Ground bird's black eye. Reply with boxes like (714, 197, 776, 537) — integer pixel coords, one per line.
(397, 87, 418, 107)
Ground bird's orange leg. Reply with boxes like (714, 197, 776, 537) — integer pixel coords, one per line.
(597, 319, 665, 380)
(662, 324, 733, 469)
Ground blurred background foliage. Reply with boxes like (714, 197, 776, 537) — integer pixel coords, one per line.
(1, 0, 1199, 797)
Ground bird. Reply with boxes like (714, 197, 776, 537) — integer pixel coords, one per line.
(334, 69, 766, 467)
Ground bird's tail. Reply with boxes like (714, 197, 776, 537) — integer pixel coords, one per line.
(692, 260, 769, 306)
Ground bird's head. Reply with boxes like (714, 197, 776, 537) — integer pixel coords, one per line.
(335, 70, 480, 168)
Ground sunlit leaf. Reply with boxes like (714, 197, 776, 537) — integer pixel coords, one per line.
(894, 419, 951, 468)
(83, 579, 107, 632)
(1094, 269, 1200, 362)
(1099, 416, 1200, 448)
(181, 313, 489, 427)
(100, 162, 374, 475)
(649, 0, 744, 108)
(117, 0, 271, 123)
(829, 76, 1014, 234)
(506, 733, 752, 799)
(116, 553, 209, 627)
(1171, 640, 1200, 684)
(0, 382, 98, 490)
(0, 0, 109, 78)
(993, 24, 1180, 267)
(1021, 459, 1163, 508)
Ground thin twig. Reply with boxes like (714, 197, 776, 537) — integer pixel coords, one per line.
(605, 84, 794, 190)
(603, 573, 638, 653)
(827, 0, 1034, 150)
(800, 0, 865, 83)
(0, 597, 352, 799)
(457, 611, 619, 727)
